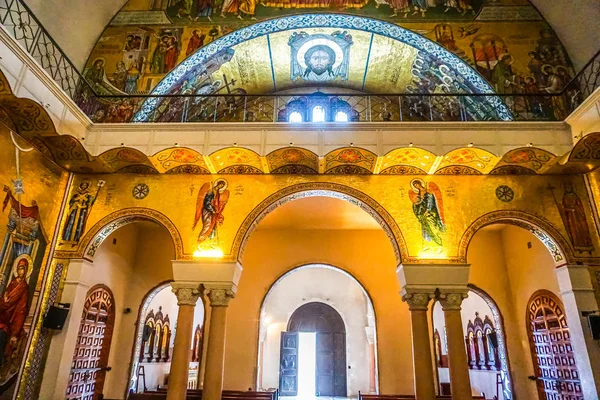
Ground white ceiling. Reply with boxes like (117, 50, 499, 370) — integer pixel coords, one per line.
(256, 197, 382, 231)
(22, 0, 599, 72)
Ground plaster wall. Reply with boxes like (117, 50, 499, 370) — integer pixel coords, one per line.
(260, 266, 372, 396)
(467, 226, 562, 400)
(84, 223, 176, 399)
(229, 228, 410, 394)
(23, 0, 127, 70)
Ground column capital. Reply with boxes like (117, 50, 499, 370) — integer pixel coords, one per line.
(204, 284, 236, 307)
(401, 290, 435, 311)
(172, 260, 242, 286)
(171, 283, 202, 306)
(438, 290, 469, 311)
(397, 263, 470, 293)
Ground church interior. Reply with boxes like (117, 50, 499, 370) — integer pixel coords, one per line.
(0, 0, 599, 399)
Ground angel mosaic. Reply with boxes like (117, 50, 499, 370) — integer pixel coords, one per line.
(409, 179, 446, 252)
(192, 179, 230, 247)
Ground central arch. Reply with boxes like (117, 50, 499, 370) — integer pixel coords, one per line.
(231, 182, 407, 264)
(258, 263, 379, 397)
(133, 14, 511, 122)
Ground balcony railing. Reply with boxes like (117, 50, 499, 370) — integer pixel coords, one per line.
(1, 0, 599, 124)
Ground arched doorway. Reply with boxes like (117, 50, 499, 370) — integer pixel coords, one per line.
(257, 263, 378, 397)
(527, 291, 583, 400)
(128, 283, 205, 393)
(65, 285, 115, 400)
(284, 302, 347, 397)
(432, 287, 512, 399)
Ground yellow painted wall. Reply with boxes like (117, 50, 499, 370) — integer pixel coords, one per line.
(226, 228, 412, 394)
(78, 222, 175, 398)
(55, 174, 600, 267)
(467, 225, 563, 400)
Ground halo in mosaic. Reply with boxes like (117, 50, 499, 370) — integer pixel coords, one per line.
(133, 14, 512, 122)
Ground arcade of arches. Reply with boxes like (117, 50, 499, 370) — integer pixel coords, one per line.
(0, 0, 600, 399)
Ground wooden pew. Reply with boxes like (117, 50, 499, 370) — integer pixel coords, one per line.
(130, 388, 278, 400)
(358, 392, 485, 400)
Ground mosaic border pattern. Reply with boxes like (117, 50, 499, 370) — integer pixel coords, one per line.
(55, 208, 185, 260)
(231, 182, 408, 264)
(133, 14, 511, 122)
(458, 210, 571, 266)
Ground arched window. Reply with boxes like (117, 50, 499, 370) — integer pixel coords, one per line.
(289, 111, 303, 123)
(334, 111, 349, 122)
(312, 106, 325, 122)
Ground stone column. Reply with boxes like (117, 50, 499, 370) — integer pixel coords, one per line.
(203, 285, 236, 400)
(556, 265, 600, 398)
(402, 291, 436, 400)
(39, 259, 92, 400)
(438, 291, 472, 400)
(167, 284, 202, 400)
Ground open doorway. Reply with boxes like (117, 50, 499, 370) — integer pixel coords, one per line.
(258, 264, 377, 397)
(280, 302, 347, 397)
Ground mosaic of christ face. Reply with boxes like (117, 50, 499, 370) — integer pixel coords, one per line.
(305, 45, 336, 75)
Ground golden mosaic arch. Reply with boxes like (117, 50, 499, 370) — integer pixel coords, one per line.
(55, 207, 184, 260)
(457, 210, 573, 267)
(231, 182, 408, 264)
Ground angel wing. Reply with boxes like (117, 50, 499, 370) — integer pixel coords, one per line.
(428, 182, 445, 223)
(192, 182, 212, 230)
(408, 190, 419, 204)
(217, 189, 230, 216)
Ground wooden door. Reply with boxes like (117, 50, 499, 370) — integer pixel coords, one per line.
(316, 333, 334, 396)
(527, 291, 583, 400)
(279, 332, 299, 396)
(315, 332, 347, 396)
(288, 302, 347, 397)
(65, 286, 115, 400)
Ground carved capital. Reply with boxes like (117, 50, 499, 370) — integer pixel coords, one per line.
(207, 288, 235, 307)
(438, 291, 468, 311)
(402, 291, 434, 311)
(171, 284, 202, 306)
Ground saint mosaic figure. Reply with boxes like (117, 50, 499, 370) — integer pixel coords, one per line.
(409, 179, 445, 251)
(549, 182, 594, 254)
(0, 257, 29, 366)
(62, 180, 104, 244)
(0, 186, 45, 385)
(193, 179, 230, 246)
(289, 32, 352, 83)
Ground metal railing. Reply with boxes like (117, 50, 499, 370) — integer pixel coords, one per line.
(1, 0, 599, 124)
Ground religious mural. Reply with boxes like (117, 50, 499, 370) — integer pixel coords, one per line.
(76, 0, 576, 123)
(0, 128, 65, 397)
(61, 180, 105, 246)
(548, 181, 594, 255)
(289, 31, 353, 82)
(409, 179, 445, 253)
(193, 179, 230, 251)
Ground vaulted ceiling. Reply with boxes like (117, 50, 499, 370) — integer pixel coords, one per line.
(23, 0, 598, 72)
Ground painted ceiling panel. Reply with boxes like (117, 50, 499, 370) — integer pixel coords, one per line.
(362, 34, 418, 94)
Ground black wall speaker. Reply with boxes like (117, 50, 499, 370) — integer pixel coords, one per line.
(589, 315, 600, 340)
(142, 325, 153, 341)
(43, 304, 70, 330)
(487, 331, 498, 349)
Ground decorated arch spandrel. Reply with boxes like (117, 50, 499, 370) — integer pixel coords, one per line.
(54, 173, 600, 266)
